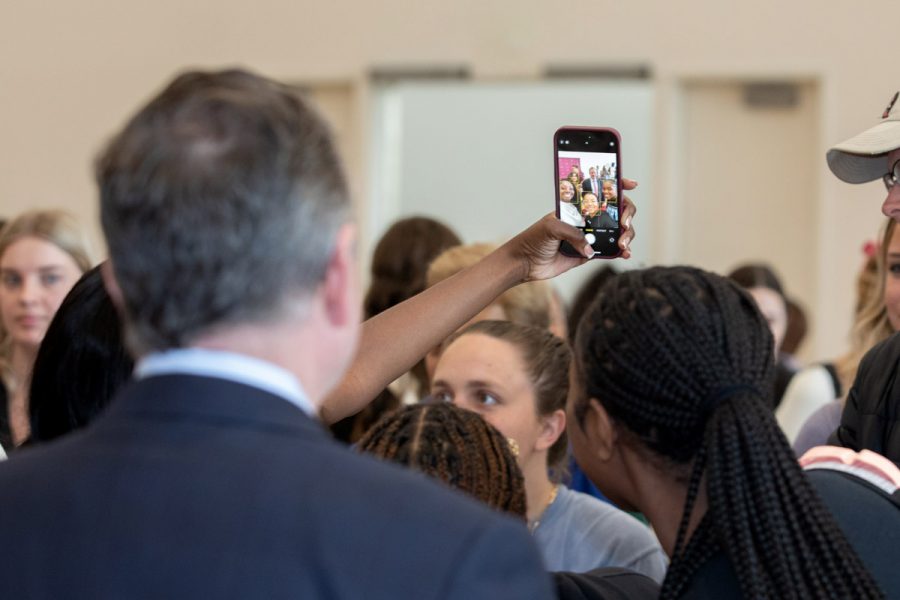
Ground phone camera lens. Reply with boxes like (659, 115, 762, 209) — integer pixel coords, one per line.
(609, 142, 615, 147)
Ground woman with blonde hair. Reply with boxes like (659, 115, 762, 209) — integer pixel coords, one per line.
(423, 243, 553, 379)
(780, 217, 898, 449)
(0, 210, 91, 451)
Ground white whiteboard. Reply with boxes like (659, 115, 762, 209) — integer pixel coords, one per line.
(367, 80, 655, 302)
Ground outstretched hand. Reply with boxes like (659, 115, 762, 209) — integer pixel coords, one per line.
(503, 179, 638, 282)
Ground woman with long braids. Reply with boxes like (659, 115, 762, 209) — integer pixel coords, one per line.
(569, 266, 882, 599)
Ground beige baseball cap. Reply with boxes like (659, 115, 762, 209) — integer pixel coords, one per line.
(827, 91, 900, 184)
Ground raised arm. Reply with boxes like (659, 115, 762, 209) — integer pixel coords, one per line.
(320, 185, 637, 424)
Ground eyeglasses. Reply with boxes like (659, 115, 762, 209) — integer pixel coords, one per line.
(884, 159, 900, 191)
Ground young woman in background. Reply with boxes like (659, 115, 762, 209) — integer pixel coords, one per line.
(0, 210, 91, 451)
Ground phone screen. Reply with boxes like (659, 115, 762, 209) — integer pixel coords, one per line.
(555, 128, 621, 257)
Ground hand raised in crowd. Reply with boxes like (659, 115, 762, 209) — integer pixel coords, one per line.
(503, 178, 638, 283)
(321, 182, 638, 423)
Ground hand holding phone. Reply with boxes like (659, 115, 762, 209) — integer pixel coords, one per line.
(554, 127, 622, 259)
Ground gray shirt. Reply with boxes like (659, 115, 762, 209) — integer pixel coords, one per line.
(533, 485, 668, 582)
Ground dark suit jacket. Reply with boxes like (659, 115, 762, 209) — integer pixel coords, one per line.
(0, 374, 553, 599)
(581, 178, 602, 195)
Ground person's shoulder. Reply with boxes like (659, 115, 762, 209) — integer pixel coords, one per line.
(788, 364, 834, 389)
(553, 487, 667, 580)
(558, 486, 626, 516)
(331, 453, 554, 598)
(556, 488, 654, 541)
(852, 332, 900, 402)
(0, 428, 553, 599)
(860, 332, 900, 372)
(777, 365, 838, 439)
(801, 449, 900, 597)
(297, 440, 525, 538)
(678, 552, 741, 599)
(553, 568, 660, 600)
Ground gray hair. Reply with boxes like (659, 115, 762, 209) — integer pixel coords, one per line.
(96, 69, 351, 354)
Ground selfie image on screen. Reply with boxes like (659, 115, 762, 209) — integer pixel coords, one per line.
(557, 152, 619, 238)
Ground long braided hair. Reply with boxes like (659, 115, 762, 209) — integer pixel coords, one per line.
(573, 266, 881, 599)
(357, 402, 527, 517)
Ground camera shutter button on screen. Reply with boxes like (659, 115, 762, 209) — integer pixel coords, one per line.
(585, 233, 596, 245)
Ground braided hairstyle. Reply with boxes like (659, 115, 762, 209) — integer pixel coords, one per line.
(573, 266, 881, 599)
(357, 402, 526, 517)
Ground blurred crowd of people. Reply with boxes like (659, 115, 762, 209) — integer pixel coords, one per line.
(0, 69, 899, 599)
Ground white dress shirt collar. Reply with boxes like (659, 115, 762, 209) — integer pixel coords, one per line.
(135, 348, 315, 417)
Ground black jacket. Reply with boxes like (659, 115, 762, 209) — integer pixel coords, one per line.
(830, 332, 900, 463)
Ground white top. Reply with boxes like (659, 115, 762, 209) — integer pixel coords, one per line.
(559, 202, 585, 227)
(776, 365, 838, 442)
(136, 348, 315, 417)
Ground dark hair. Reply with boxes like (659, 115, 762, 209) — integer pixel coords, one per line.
(727, 263, 785, 298)
(574, 266, 881, 599)
(364, 217, 461, 319)
(28, 265, 134, 442)
(357, 403, 526, 517)
(782, 297, 808, 355)
(97, 69, 350, 354)
(446, 320, 571, 471)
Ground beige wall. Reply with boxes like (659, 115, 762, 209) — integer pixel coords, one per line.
(0, 0, 893, 359)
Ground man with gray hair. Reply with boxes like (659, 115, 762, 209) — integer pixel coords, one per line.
(0, 69, 635, 598)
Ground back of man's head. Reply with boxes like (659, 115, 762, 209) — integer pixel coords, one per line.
(96, 69, 350, 354)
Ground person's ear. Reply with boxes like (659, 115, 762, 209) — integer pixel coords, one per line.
(100, 260, 125, 311)
(321, 223, 357, 328)
(535, 408, 566, 452)
(582, 398, 617, 462)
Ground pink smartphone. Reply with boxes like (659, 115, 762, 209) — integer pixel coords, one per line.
(554, 127, 622, 259)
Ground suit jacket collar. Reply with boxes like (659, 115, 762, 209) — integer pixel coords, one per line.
(102, 374, 325, 438)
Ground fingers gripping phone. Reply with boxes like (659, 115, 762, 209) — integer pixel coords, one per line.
(554, 127, 622, 258)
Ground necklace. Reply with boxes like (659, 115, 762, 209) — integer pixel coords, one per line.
(528, 485, 559, 533)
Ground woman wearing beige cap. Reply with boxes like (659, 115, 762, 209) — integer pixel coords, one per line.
(827, 91, 900, 218)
